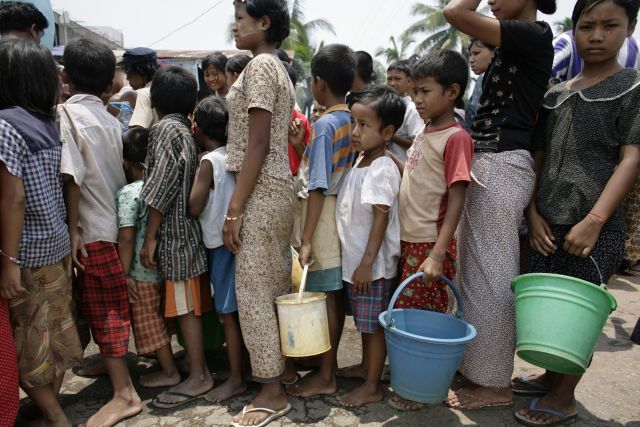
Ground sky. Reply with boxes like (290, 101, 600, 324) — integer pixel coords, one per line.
(49, 1, 634, 59)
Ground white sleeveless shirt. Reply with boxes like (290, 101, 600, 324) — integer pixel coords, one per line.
(200, 147, 236, 249)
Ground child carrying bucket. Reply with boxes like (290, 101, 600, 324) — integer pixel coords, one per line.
(391, 50, 474, 411)
(517, 0, 640, 425)
(334, 85, 405, 407)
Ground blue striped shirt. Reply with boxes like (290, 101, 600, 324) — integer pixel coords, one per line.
(552, 30, 638, 82)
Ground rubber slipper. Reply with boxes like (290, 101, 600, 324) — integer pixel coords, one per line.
(511, 374, 551, 396)
(281, 373, 301, 385)
(231, 403, 291, 427)
(444, 389, 513, 410)
(152, 389, 211, 409)
(387, 397, 425, 412)
(514, 398, 578, 426)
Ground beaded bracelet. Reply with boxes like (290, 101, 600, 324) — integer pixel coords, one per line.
(0, 249, 21, 265)
(225, 213, 244, 222)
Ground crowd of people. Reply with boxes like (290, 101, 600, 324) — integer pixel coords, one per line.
(0, 0, 639, 426)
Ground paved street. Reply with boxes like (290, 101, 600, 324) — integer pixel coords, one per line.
(17, 274, 640, 426)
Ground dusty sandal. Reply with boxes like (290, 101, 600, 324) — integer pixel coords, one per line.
(514, 398, 578, 426)
(231, 403, 292, 427)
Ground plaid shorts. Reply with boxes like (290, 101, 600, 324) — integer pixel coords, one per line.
(345, 278, 394, 334)
(395, 240, 457, 313)
(131, 281, 173, 355)
(76, 241, 131, 358)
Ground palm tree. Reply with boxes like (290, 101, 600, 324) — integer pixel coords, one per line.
(375, 35, 414, 64)
(554, 17, 573, 35)
(402, 1, 489, 54)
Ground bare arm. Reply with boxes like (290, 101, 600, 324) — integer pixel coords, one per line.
(390, 134, 414, 150)
(352, 206, 389, 293)
(117, 227, 136, 276)
(419, 181, 466, 280)
(385, 149, 405, 175)
(189, 160, 214, 217)
(443, 0, 502, 48)
(63, 178, 87, 270)
(141, 207, 163, 269)
(526, 150, 558, 256)
(223, 108, 272, 254)
(298, 189, 325, 265)
(564, 144, 640, 257)
(0, 163, 25, 299)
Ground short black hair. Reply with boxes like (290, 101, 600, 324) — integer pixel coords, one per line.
(240, 0, 290, 48)
(194, 96, 228, 144)
(347, 85, 406, 133)
(122, 127, 150, 164)
(125, 62, 158, 82)
(311, 44, 357, 96)
(412, 50, 469, 102)
(572, 0, 640, 28)
(202, 51, 228, 73)
(387, 59, 412, 77)
(282, 61, 297, 87)
(0, 1, 48, 35)
(469, 38, 496, 52)
(151, 65, 197, 115)
(63, 38, 116, 96)
(355, 50, 376, 84)
(226, 54, 252, 74)
(0, 39, 58, 117)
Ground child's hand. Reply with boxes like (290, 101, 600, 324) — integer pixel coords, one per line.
(140, 238, 157, 269)
(563, 217, 603, 258)
(223, 216, 243, 255)
(0, 263, 25, 299)
(418, 256, 443, 282)
(126, 277, 140, 303)
(527, 209, 557, 256)
(298, 241, 313, 267)
(352, 263, 372, 294)
(69, 229, 88, 271)
(288, 120, 305, 147)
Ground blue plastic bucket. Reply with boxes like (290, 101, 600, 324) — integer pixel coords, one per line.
(379, 273, 476, 403)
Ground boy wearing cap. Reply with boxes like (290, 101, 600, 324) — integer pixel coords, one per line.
(123, 47, 160, 128)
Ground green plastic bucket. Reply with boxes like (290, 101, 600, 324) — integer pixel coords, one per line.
(511, 260, 616, 375)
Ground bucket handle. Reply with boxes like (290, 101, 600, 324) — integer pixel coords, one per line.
(384, 273, 464, 328)
(588, 256, 605, 287)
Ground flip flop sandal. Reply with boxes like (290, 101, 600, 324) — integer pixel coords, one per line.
(514, 398, 578, 426)
(281, 373, 301, 385)
(387, 397, 425, 412)
(511, 374, 552, 396)
(152, 389, 211, 409)
(231, 403, 292, 427)
(444, 390, 513, 410)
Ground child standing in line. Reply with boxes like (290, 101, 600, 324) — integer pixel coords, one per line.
(288, 44, 358, 398)
(188, 96, 246, 403)
(117, 128, 180, 389)
(59, 38, 142, 426)
(224, 54, 252, 88)
(390, 50, 474, 411)
(0, 39, 82, 427)
(202, 52, 229, 98)
(517, 0, 640, 425)
(443, 0, 555, 409)
(385, 60, 424, 162)
(140, 66, 213, 409)
(334, 85, 405, 407)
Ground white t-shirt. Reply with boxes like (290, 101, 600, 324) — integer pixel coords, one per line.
(388, 96, 424, 162)
(129, 83, 158, 128)
(59, 94, 127, 244)
(336, 156, 401, 283)
(200, 147, 236, 249)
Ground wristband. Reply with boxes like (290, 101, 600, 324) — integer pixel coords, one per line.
(428, 254, 444, 264)
(225, 213, 244, 222)
(0, 249, 21, 266)
(587, 212, 605, 225)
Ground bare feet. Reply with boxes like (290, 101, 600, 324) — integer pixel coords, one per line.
(336, 363, 367, 380)
(337, 382, 383, 408)
(82, 394, 142, 427)
(75, 358, 107, 377)
(388, 394, 424, 411)
(204, 377, 247, 403)
(155, 373, 213, 405)
(445, 386, 513, 410)
(286, 371, 337, 398)
(140, 369, 181, 388)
